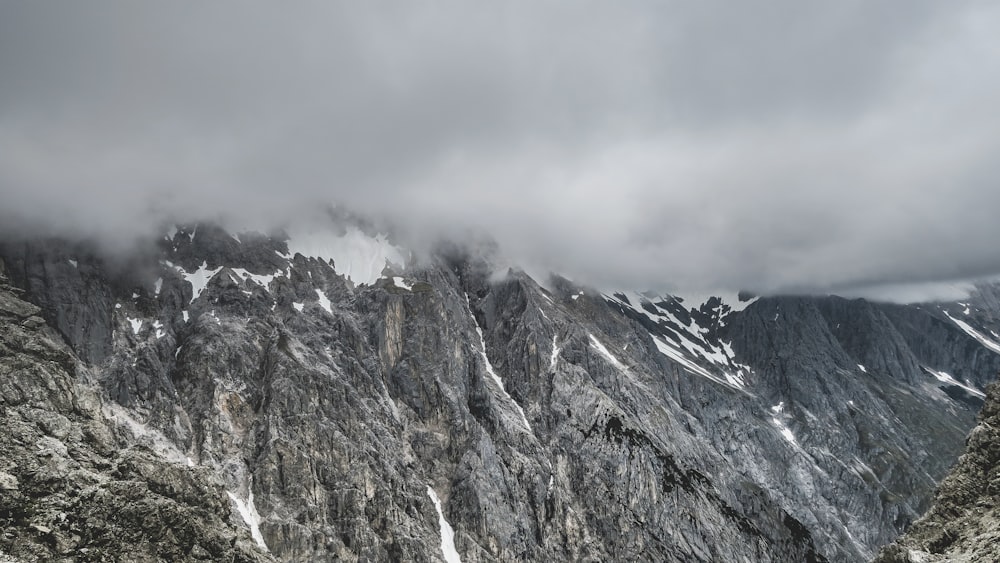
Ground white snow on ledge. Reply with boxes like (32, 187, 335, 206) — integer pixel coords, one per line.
(228, 483, 269, 552)
(427, 487, 462, 563)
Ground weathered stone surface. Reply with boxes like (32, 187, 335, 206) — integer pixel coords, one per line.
(3, 224, 1000, 562)
(873, 382, 1000, 563)
(0, 263, 273, 563)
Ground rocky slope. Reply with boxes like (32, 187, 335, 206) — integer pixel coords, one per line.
(0, 258, 273, 562)
(2, 220, 999, 562)
(873, 381, 1000, 563)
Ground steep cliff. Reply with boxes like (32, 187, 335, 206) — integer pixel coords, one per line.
(2, 222, 998, 562)
(873, 381, 1000, 563)
(0, 258, 274, 562)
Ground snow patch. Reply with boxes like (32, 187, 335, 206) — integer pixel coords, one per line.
(284, 225, 405, 286)
(153, 320, 165, 339)
(426, 487, 461, 563)
(857, 364, 867, 373)
(292, 302, 304, 312)
(231, 268, 280, 289)
(182, 310, 190, 323)
(228, 483, 268, 552)
(67, 259, 78, 268)
(182, 261, 223, 304)
(315, 289, 332, 314)
(153, 278, 163, 296)
(671, 289, 759, 313)
(392, 276, 413, 291)
(604, 291, 752, 389)
(127, 318, 143, 335)
(550, 336, 560, 370)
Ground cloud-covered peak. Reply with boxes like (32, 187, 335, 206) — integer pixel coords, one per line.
(3, 1, 1000, 296)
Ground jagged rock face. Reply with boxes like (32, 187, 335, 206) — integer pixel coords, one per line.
(0, 261, 273, 562)
(873, 382, 1000, 563)
(2, 223, 999, 562)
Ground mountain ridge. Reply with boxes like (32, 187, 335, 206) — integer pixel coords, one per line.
(1, 221, 998, 561)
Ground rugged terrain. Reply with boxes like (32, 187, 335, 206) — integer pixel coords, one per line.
(873, 381, 1000, 563)
(0, 256, 273, 562)
(2, 219, 999, 562)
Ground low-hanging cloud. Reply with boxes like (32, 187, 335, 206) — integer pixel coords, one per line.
(2, 1, 1000, 297)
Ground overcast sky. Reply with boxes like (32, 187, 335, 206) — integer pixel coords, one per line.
(2, 1, 1000, 297)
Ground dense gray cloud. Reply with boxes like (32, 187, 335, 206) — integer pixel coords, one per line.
(2, 1, 1000, 297)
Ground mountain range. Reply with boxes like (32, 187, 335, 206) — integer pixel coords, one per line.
(2, 218, 999, 562)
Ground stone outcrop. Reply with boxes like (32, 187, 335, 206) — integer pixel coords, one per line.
(0, 259, 274, 562)
(873, 381, 1000, 563)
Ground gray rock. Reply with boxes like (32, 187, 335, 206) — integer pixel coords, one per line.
(873, 382, 1000, 563)
(3, 223, 1000, 562)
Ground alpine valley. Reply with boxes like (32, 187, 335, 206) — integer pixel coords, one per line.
(2, 216, 999, 562)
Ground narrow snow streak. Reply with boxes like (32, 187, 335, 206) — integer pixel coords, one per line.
(945, 312, 1000, 355)
(651, 336, 750, 394)
(550, 336, 560, 370)
(923, 366, 986, 399)
(771, 417, 797, 445)
(466, 295, 532, 431)
(603, 291, 751, 387)
(588, 334, 625, 371)
(426, 487, 462, 563)
(228, 485, 268, 552)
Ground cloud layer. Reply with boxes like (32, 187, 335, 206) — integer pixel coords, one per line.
(3, 1, 1000, 296)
